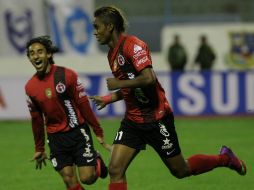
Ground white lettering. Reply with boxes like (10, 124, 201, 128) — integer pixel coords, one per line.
(64, 100, 79, 127)
(212, 73, 238, 114)
(178, 74, 205, 114)
(137, 56, 148, 66)
(133, 50, 146, 59)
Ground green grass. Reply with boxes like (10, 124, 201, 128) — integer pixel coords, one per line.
(0, 116, 253, 190)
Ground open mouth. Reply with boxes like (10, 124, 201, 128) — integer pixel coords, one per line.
(34, 60, 44, 70)
(35, 60, 42, 65)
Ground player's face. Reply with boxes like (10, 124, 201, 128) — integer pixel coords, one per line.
(28, 43, 52, 75)
(93, 17, 112, 45)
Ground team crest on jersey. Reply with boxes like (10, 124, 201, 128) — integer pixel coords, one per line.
(45, 88, 52, 98)
(117, 54, 125, 66)
(56, 82, 66, 93)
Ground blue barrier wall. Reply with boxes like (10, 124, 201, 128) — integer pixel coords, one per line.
(80, 71, 254, 117)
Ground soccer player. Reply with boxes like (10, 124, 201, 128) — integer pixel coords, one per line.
(25, 36, 109, 190)
(90, 6, 247, 190)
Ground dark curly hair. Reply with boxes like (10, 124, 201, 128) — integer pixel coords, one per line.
(26, 36, 59, 64)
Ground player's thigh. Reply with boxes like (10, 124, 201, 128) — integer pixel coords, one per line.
(110, 119, 144, 171)
(109, 144, 139, 174)
(59, 165, 79, 184)
(78, 165, 96, 182)
(162, 153, 188, 172)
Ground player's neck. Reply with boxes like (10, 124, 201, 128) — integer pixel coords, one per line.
(108, 32, 123, 49)
(36, 63, 52, 80)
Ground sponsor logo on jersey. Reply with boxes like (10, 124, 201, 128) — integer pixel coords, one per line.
(87, 158, 94, 163)
(127, 72, 135, 79)
(45, 88, 52, 98)
(133, 50, 147, 59)
(56, 82, 66, 93)
(134, 44, 142, 53)
(162, 138, 173, 150)
(80, 129, 94, 158)
(117, 54, 125, 66)
(166, 149, 175, 155)
(83, 144, 93, 158)
(137, 56, 148, 67)
(64, 100, 79, 128)
(80, 128, 90, 141)
(159, 123, 170, 137)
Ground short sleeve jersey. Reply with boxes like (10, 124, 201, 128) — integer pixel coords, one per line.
(108, 34, 172, 123)
(25, 65, 87, 133)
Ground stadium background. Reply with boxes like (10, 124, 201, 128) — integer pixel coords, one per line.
(0, 0, 253, 190)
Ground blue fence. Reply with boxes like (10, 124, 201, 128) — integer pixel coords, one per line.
(80, 71, 254, 117)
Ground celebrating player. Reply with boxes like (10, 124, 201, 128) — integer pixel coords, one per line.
(25, 36, 109, 190)
(90, 6, 247, 190)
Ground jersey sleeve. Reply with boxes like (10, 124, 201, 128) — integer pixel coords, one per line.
(124, 36, 152, 72)
(25, 94, 45, 152)
(67, 71, 103, 137)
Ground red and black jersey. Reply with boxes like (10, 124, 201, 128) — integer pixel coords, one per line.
(25, 65, 102, 152)
(108, 34, 172, 123)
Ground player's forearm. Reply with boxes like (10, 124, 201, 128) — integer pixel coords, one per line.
(102, 90, 123, 105)
(31, 118, 45, 152)
(119, 68, 156, 88)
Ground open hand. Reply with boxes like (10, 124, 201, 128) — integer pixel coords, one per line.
(96, 136, 112, 152)
(89, 96, 106, 110)
(30, 152, 48, 170)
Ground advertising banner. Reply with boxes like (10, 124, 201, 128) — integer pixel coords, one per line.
(0, 72, 253, 120)
(46, 0, 98, 54)
(0, 0, 46, 56)
(0, 0, 97, 56)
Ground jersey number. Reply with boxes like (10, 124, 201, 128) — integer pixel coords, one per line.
(115, 131, 123, 141)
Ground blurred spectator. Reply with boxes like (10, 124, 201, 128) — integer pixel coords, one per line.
(167, 34, 187, 71)
(194, 35, 216, 70)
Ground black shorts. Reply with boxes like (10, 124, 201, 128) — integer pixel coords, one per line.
(47, 124, 97, 171)
(113, 113, 181, 158)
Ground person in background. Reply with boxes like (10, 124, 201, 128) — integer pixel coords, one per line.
(194, 35, 216, 70)
(25, 36, 109, 190)
(91, 5, 247, 190)
(167, 34, 187, 71)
